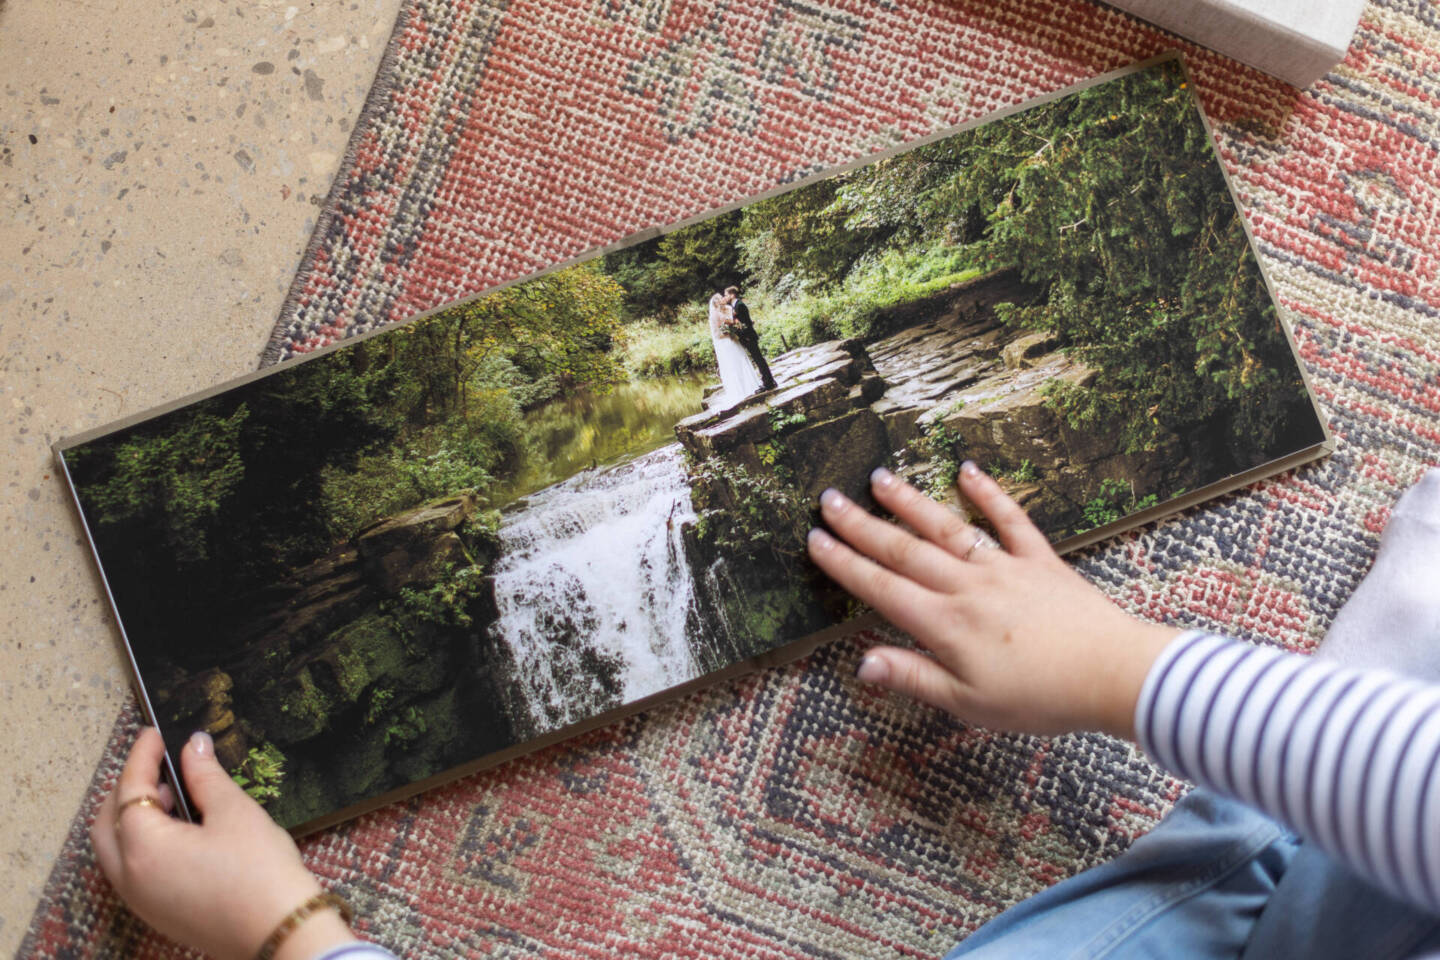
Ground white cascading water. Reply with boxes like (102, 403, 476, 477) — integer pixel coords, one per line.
(487, 443, 706, 735)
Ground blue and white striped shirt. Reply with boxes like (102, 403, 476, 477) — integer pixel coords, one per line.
(1138, 630, 1440, 915)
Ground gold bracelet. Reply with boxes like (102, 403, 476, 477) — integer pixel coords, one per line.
(254, 891, 353, 960)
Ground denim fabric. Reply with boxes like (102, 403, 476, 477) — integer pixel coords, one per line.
(945, 790, 1440, 959)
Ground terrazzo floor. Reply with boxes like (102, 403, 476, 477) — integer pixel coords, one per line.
(0, 0, 402, 952)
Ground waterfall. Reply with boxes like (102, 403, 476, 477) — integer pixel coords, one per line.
(487, 443, 710, 736)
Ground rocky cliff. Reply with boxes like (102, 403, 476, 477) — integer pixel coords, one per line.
(151, 494, 517, 828)
(673, 269, 1204, 657)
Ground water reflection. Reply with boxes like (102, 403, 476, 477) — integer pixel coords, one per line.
(489, 372, 711, 507)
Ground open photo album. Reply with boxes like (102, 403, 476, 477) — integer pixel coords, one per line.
(57, 55, 1330, 833)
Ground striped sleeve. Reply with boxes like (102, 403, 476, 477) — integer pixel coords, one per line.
(1135, 630, 1440, 915)
(308, 944, 401, 960)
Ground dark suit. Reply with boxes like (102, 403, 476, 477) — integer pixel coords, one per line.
(729, 296, 777, 390)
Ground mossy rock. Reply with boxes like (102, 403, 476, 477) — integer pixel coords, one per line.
(308, 611, 454, 709)
(330, 724, 393, 801)
(389, 687, 466, 783)
(777, 407, 890, 505)
(249, 666, 331, 744)
(262, 760, 339, 830)
(355, 494, 477, 559)
(321, 613, 411, 704)
(687, 544, 836, 670)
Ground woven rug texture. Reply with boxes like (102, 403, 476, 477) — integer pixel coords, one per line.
(22, 0, 1440, 956)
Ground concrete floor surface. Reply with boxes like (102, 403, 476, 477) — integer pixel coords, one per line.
(0, 0, 402, 952)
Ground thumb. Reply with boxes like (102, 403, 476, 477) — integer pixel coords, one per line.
(179, 731, 250, 819)
(857, 647, 970, 718)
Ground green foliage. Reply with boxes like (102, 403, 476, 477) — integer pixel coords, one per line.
(693, 459, 814, 559)
(320, 390, 523, 539)
(383, 705, 428, 746)
(460, 508, 503, 543)
(604, 212, 744, 319)
(393, 563, 488, 628)
(435, 261, 628, 406)
(835, 147, 989, 249)
(737, 177, 893, 292)
(66, 345, 413, 654)
(231, 741, 286, 805)
(999, 458, 1038, 483)
(753, 241, 984, 353)
(897, 59, 1317, 464)
(67, 259, 628, 657)
(767, 408, 809, 432)
(81, 403, 250, 564)
(620, 231, 986, 375)
(911, 422, 962, 500)
(1076, 478, 1161, 535)
(364, 687, 395, 726)
(621, 302, 716, 377)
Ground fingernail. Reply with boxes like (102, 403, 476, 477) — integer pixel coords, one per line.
(807, 527, 836, 550)
(960, 460, 980, 478)
(871, 466, 896, 487)
(189, 731, 213, 758)
(857, 654, 889, 685)
(819, 488, 849, 512)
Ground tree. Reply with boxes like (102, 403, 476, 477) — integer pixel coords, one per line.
(918, 59, 1319, 465)
(66, 261, 631, 661)
(736, 176, 893, 293)
(604, 211, 744, 319)
(444, 260, 628, 401)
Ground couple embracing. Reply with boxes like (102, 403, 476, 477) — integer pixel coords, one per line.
(708, 285, 777, 404)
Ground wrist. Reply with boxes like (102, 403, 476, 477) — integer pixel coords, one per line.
(240, 879, 356, 960)
(1094, 621, 1182, 741)
(271, 909, 357, 960)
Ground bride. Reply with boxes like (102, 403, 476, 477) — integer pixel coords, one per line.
(708, 292, 764, 404)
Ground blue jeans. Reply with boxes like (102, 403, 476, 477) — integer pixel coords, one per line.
(946, 790, 1440, 959)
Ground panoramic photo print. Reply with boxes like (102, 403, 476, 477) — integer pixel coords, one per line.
(60, 58, 1327, 830)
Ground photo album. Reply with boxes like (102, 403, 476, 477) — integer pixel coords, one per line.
(57, 56, 1330, 834)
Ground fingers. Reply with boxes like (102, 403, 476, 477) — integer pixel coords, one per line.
(93, 727, 169, 877)
(806, 528, 947, 638)
(868, 468, 992, 561)
(818, 487, 963, 591)
(856, 647, 970, 717)
(956, 461, 1053, 558)
(116, 727, 167, 803)
(178, 731, 248, 819)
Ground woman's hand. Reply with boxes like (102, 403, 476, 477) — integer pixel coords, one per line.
(807, 462, 1178, 739)
(91, 728, 356, 960)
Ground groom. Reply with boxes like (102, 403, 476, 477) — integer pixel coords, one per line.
(723, 285, 777, 391)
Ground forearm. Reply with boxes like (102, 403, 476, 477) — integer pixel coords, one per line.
(1136, 630, 1440, 914)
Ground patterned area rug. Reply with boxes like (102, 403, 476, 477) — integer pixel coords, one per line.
(22, 0, 1440, 956)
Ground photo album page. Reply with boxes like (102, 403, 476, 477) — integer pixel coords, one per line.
(57, 56, 1330, 833)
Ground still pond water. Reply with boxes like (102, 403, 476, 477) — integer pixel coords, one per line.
(489, 371, 712, 507)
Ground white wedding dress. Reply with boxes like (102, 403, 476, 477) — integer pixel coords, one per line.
(709, 297, 764, 405)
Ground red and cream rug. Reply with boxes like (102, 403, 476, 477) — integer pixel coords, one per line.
(22, 0, 1440, 955)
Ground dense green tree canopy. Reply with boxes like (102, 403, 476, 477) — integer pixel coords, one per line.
(67, 263, 629, 654)
(846, 61, 1314, 460)
(604, 211, 744, 318)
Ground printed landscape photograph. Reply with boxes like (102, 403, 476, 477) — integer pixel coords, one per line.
(59, 58, 1328, 832)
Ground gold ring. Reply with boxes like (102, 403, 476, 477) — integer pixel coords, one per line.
(115, 794, 162, 832)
